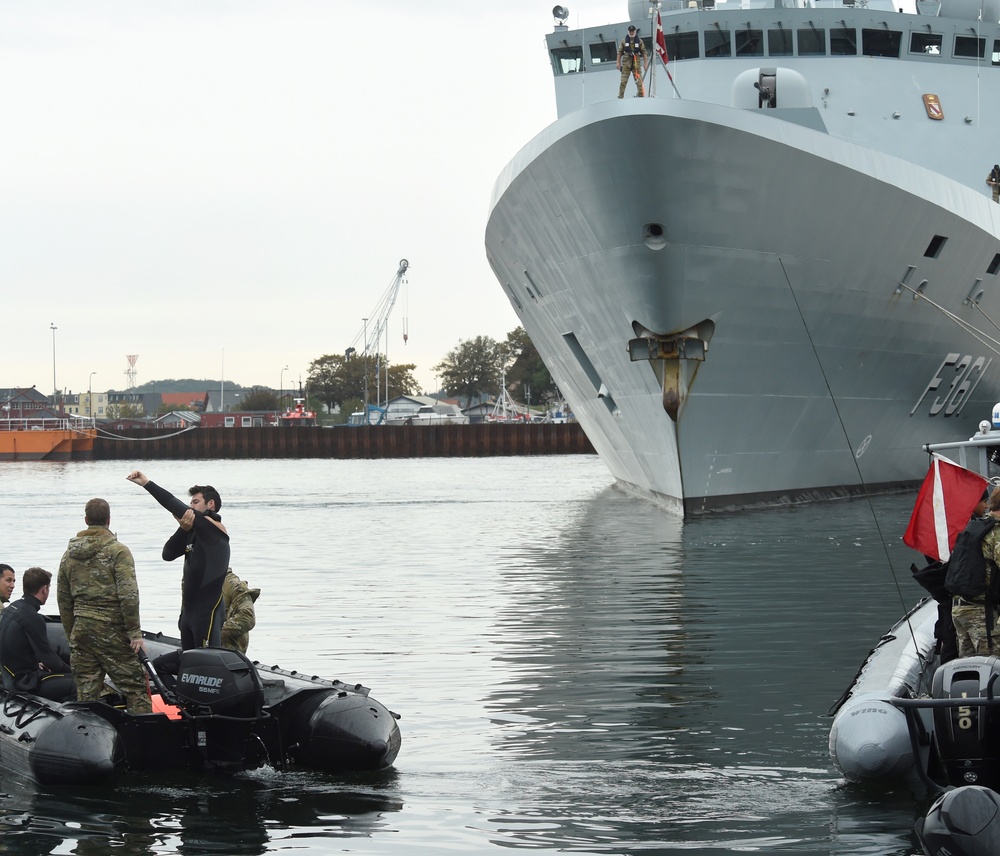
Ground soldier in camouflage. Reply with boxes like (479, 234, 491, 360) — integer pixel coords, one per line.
(617, 25, 647, 99)
(953, 487, 1000, 657)
(57, 497, 152, 713)
(221, 568, 259, 654)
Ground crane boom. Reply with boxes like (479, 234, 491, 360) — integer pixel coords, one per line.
(348, 258, 410, 416)
(360, 259, 408, 357)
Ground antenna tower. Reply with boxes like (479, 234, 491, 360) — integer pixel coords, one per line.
(126, 355, 139, 390)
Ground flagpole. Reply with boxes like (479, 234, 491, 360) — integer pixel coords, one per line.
(651, 0, 683, 99)
(648, 1, 656, 97)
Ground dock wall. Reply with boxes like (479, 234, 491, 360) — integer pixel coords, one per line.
(94, 423, 595, 460)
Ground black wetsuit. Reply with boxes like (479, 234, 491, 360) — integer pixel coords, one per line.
(142, 480, 231, 650)
(0, 595, 75, 700)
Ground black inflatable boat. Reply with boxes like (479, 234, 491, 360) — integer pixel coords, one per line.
(0, 618, 401, 786)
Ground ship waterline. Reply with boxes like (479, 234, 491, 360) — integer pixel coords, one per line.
(487, 95, 1000, 514)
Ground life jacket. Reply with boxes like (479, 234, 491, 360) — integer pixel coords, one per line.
(622, 34, 643, 58)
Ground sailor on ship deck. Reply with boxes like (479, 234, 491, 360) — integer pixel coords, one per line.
(617, 25, 647, 98)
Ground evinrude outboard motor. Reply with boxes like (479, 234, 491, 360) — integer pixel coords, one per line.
(173, 648, 265, 771)
(916, 786, 1000, 856)
(931, 656, 1000, 789)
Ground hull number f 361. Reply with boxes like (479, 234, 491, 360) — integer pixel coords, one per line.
(911, 353, 993, 417)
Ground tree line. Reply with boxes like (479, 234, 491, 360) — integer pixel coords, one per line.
(128, 327, 556, 419)
(306, 326, 556, 416)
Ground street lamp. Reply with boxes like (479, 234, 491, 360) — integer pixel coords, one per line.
(50, 323, 58, 408)
(88, 371, 97, 418)
(362, 318, 369, 410)
(280, 365, 289, 412)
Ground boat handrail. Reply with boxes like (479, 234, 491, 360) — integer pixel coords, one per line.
(891, 695, 1000, 709)
(923, 431, 1000, 476)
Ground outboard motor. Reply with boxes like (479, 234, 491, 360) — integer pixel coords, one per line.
(174, 648, 265, 771)
(931, 656, 1000, 789)
(916, 786, 1000, 856)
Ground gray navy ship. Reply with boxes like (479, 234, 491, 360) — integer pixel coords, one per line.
(485, 0, 1000, 515)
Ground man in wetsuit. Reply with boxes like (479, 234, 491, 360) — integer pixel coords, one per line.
(126, 471, 230, 649)
(0, 567, 75, 700)
(0, 564, 15, 609)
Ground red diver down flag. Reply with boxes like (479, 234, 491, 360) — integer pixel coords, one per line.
(655, 12, 669, 66)
(903, 455, 989, 562)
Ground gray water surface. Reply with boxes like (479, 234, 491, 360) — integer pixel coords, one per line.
(0, 456, 924, 854)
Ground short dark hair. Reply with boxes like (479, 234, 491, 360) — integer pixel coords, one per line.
(189, 484, 222, 511)
(0, 564, 13, 577)
(627, 25, 636, 31)
(22, 567, 51, 596)
(85, 497, 110, 526)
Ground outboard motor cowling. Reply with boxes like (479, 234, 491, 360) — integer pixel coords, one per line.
(174, 648, 265, 771)
(932, 656, 1000, 789)
(916, 786, 1000, 856)
(175, 648, 263, 717)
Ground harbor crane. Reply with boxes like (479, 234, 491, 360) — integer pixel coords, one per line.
(348, 259, 409, 418)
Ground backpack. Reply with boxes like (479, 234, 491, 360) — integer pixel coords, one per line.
(945, 517, 998, 599)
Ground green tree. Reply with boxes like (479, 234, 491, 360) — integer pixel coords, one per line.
(434, 336, 502, 408)
(106, 402, 143, 419)
(308, 353, 420, 412)
(505, 327, 556, 404)
(383, 362, 420, 400)
(237, 386, 279, 411)
(308, 354, 357, 413)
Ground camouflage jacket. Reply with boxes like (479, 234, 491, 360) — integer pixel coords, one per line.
(221, 569, 258, 653)
(57, 526, 142, 642)
(984, 522, 1000, 595)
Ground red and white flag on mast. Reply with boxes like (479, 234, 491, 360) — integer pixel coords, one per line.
(903, 455, 989, 561)
(655, 12, 669, 66)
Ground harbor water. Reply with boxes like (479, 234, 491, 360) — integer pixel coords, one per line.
(0, 455, 928, 854)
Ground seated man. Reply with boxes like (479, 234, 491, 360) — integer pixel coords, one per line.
(0, 567, 75, 700)
(221, 568, 259, 654)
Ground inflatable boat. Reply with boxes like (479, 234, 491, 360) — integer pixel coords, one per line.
(828, 417, 1000, 854)
(830, 597, 1000, 855)
(0, 618, 401, 786)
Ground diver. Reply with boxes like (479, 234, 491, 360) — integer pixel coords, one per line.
(126, 471, 230, 650)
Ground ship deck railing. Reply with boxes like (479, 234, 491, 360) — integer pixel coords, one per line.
(0, 417, 97, 433)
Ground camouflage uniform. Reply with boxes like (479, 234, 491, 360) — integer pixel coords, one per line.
(221, 568, 259, 654)
(953, 520, 1000, 657)
(57, 525, 152, 713)
(618, 33, 647, 98)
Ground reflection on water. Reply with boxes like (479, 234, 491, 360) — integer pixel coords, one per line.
(0, 769, 402, 856)
(0, 458, 928, 853)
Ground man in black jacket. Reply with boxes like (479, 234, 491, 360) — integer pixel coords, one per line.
(0, 567, 75, 700)
(126, 471, 230, 649)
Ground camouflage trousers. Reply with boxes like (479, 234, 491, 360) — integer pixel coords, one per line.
(952, 600, 999, 657)
(69, 616, 152, 713)
(619, 60, 645, 98)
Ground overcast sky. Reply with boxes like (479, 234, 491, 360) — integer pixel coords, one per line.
(0, 0, 626, 396)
